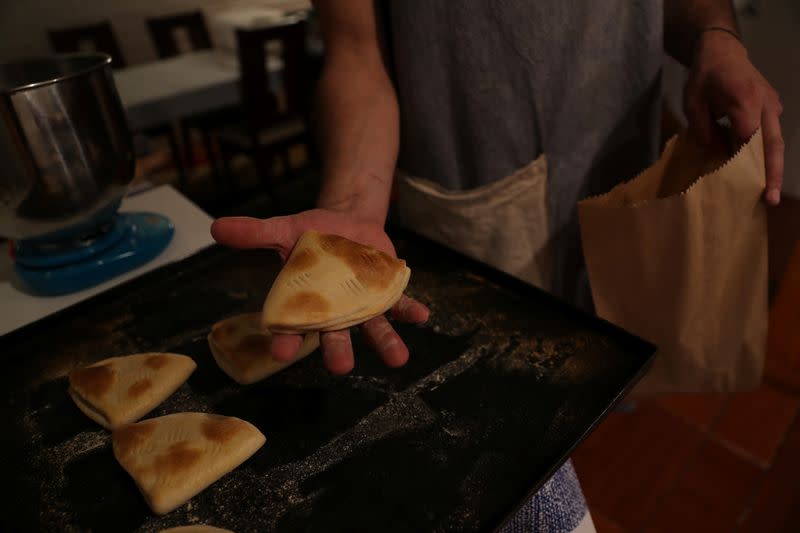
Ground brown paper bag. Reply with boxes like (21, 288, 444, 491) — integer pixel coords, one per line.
(578, 128, 768, 394)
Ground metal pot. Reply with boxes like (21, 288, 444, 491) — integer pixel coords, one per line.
(0, 53, 134, 243)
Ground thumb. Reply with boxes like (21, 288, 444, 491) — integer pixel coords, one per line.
(210, 216, 298, 258)
(683, 86, 713, 145)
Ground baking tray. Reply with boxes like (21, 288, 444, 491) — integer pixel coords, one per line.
(0, 228, 654, 532)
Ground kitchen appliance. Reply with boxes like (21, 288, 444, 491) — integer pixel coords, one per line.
(0, 53, 173, 296)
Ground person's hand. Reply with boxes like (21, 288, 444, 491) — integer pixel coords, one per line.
(211, 209, 430, 375)
(683, 29, 784, 205)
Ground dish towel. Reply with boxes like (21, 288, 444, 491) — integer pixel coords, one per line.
(501, 460, 595, 533)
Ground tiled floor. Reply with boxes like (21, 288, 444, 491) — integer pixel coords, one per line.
(573, 206, 800, 533)
(574, 385, 800, 533)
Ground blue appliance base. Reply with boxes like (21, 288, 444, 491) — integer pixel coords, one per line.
(14, 212, 174, 296)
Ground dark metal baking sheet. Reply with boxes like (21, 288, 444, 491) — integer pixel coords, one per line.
(0, 229, 654, 532)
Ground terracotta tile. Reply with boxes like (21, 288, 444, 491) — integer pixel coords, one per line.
(591, 511, 626, 533)
(655, 393, 728, 430)
(644, 438, 762, 533)
(712, 384, 800, 466)
(740, 417, 800, 533)
(572, 404, 702, 531)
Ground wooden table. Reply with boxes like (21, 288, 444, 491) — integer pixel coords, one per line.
(114, 49, 282, 131)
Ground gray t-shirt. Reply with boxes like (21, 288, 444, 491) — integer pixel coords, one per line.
(382, 0, 663, 304)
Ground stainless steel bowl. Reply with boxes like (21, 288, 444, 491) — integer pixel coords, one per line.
(0, 53, 134, 243)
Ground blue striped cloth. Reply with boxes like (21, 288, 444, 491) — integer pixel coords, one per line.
(500, 460, 589, 533)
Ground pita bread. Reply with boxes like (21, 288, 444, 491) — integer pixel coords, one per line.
(160, 526, 234, 533)
(208, 312, 320, 385)
(68, 353, 196, 430)
(262, 231, 410, 333)
(112, 412, 265, 515)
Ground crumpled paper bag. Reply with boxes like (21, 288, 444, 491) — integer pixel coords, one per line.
(578, 128, 768, 394)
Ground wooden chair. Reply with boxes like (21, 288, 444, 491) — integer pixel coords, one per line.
(48, 21, 127, 69)
(48, 21, 189, 186)
(217, 20, 315, 193)
(145, 10, 237, 186)
(146, 11, 212, 59)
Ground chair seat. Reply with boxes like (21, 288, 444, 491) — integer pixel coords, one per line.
(216, 117, 307, 151)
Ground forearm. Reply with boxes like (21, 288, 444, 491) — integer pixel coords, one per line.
(315, 57, 399, 225)
(664, 0, 739, 67)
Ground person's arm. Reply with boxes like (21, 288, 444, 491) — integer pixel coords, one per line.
(211, 1, 428, 375)
(664, 0, 784, 205)
(312, 0, 398, 224)
(664, 0, 739, 66)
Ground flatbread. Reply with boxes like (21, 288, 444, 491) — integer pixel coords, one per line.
(112, 412, 265, 515)
(68, 353, 196, 430)
(262, 231, 410, 333)
(160, 526, 234, 533)
(208, 312, 320, 385)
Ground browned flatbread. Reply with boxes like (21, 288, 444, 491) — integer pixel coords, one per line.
(262, 231, 410, 334)
(208, 312, 319, 385)
(68, 353, 196, 430)
(113, 412, 265, 515)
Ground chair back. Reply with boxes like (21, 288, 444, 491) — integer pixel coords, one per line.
(235, 20, 309, 136)
(48, 21, 127, 69)
(146, 11, 213, 59)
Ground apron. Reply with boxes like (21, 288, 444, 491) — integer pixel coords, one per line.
(392, 156, 595, 533)
(380, 3, 663, 531)
(394, 154, 553, 291)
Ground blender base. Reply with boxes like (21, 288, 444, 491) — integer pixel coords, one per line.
(14, 212, 174, 296)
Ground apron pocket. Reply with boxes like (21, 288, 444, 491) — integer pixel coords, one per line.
(393, 154, 553, 290)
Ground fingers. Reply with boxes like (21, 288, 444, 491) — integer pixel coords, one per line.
(360, 316, 409, 368)
(725, 81, 783, 205)
(320, 330, 355, 375)
(390, 295, 430, 324)
(273, 315, 416, 372)
(317, 297, 428, 372)
(726, 105, 761, 148)
(762, 106, 784, 205)
(270, 334, 303, 362)
(210, 216, 297, 258)
(687, 71, 784, 207)
(684, 84, 714, 145)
